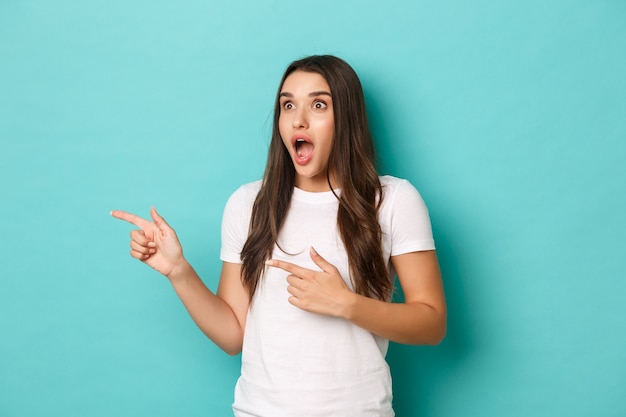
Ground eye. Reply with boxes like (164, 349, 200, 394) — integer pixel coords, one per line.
(282, 101, 295, 110)
(312, 100, 327, 110)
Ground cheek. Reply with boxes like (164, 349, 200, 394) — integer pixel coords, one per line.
(323, 118, 335, 139)
(327, 119, 335, 133)
(322, 124, 335, 154)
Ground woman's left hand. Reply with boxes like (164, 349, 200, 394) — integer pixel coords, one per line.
(265, 247, 355, 318)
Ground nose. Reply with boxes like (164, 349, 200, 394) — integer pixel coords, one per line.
(292, 107, 308, 129)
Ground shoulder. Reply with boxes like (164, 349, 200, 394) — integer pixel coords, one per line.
(378, 175, 430, 219)
(221, 180, 262, 261)
(225, 179, 263, 207)
(221, 180, 262, 236)
(379, 175, 423, 201)
(378, 175, 435, 253)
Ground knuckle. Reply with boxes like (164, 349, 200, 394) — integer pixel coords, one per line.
(130, 229, 143, 239)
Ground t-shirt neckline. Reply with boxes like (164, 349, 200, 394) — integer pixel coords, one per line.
(292, 186, 341, 204)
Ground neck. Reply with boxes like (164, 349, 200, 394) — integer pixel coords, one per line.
(295, 173, 339, 192)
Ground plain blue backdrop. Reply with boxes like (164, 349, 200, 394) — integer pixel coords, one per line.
(1, 1, 625, 416)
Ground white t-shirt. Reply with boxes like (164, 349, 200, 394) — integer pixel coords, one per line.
(220, 175, 435, 417)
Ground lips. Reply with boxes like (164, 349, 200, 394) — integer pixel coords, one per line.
(292, 136, 314, 164)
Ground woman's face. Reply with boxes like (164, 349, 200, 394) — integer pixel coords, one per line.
(279, 70, 336, 192)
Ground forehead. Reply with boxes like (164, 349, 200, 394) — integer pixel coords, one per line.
(280, 70, 331, 95)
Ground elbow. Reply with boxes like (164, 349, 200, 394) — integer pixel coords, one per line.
(221, 340, 243, 356)
(434, 315, 448, 345)
(203, 331, 243, 356)
(427, 324, 447, 346)
(224, 347, 242, 356)
(223, 337, 243, 356)
(423, 312, 447, 346)
(402, 303, 447, 346)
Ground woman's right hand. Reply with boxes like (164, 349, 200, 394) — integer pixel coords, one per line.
(111, 207, 186, 279)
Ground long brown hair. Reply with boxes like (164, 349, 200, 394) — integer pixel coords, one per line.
(240, 55, 391, 301)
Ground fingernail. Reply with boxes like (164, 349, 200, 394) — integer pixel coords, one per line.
(148, 242, 156, 248)
(310, 246, 318, 255)
(265, 260, 274, 266)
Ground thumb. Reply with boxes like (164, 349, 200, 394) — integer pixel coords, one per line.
(150, 207, 174, 234)
(309, 247, 333, 273)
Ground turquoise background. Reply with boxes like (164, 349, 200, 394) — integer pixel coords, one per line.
(1, 0, 625, 416)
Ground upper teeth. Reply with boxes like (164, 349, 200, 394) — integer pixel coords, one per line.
(296, 139, 305, 156)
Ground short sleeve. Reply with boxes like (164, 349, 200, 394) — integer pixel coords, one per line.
(219, 182, 260, 263)
(384, 178, 435, 256)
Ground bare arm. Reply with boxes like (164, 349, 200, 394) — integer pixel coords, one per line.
(168, 261, 248, 355)
(111, 208, 249, 355)
(266, 248, 446, 345)
(343, 250, 446, 345)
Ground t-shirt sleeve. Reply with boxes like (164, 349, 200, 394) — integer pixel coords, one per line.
(388, 179, 436, 256)
(220, 185, 254, 264)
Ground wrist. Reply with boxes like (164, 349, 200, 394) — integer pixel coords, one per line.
(339, 290, 359, 320)
(167, 259, 193, 283)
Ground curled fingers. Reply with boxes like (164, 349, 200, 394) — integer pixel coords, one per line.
(130, 229, 153, 246)
(129, 230, 156, 260)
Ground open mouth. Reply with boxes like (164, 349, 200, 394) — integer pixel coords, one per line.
(295, 138, 314, 158)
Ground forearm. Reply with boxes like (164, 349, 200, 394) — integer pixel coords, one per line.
(343, 293, 446, 345)
(168, 262, 244, 355)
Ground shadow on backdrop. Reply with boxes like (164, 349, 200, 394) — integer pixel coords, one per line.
(366, 83, 478, 416)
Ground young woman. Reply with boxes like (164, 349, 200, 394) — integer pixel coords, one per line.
(112, 55, 446, 416)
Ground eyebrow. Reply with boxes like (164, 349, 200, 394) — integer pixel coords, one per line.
(279, 91, 332, 98)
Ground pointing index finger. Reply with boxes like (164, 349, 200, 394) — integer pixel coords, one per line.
(111, 210, 151, 230)
(265, 259, 311, 278)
